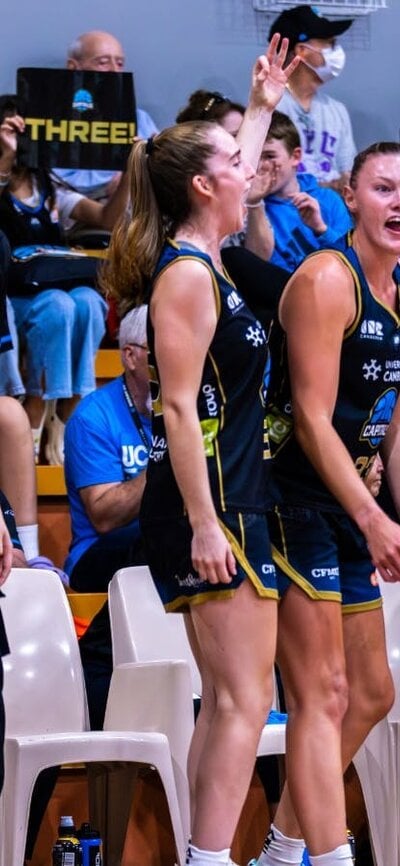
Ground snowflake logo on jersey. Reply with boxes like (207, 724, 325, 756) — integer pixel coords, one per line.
(245, 324, 265, 347)
(363, 359, 382, 381)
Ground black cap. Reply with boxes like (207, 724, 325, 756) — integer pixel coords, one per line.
(269, 5, 353, 50)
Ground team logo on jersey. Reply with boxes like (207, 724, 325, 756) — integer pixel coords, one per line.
(360, 388, 397, 447)
(72, 88, 94, 112)
(226, 289, 243, 313)
(149, 434, 167, 463)
(362, 359, 382, 381)
(245, 323, 266, 348)
(265, 404, 293, 448)
(360, 320, 384, 341)
(200, 418, 219, 457)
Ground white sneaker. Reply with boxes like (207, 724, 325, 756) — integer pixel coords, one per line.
(44, 400, 65, 465)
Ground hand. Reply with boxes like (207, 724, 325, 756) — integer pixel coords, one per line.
(249, 33, 300, 114)
(191, 520, 237, 585)
(247, 162, 277, 204)
(0, 517, 13, 587)
(366, 511, 400, 584)
(0, 113, 24, 162)
(290, 191, 327, 234)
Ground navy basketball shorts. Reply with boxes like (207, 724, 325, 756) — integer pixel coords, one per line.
(140, 510, 278, 612)
(268, 504, 382, 613)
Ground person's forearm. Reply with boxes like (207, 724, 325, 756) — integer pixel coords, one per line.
(85, 472, 146, 533)
(163, 403, 218, 530)
(236, 105, 272, 173)
(295, 409, 381, 533)
(101, 171, 129, 230)
(244, 204, 274, 260)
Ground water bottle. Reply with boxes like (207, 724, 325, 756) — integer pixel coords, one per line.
(52, 816, 82, 866)
(78, 822, 103, 866)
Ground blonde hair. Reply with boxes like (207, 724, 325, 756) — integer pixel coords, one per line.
(101, 121, 217, 315)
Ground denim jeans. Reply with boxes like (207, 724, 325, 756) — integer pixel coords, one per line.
(10, 286, 107, 398)
(0, 296, 25, 397)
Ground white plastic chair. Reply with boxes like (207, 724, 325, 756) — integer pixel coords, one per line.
(108, 566, 287, 755)
(353, 579, 400, 866)
(0, 568, 191, 866)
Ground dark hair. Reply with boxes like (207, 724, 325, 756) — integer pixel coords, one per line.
(0, 94, 26, 124)
(350, 142, 400, 188)
(102, 121, 218, 314)
(265, 111, 301, 153)
(176, 89, 245, 124)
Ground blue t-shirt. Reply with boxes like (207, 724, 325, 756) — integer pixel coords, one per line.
(64, 375, 151, 575)
(265, 172, 352, 273)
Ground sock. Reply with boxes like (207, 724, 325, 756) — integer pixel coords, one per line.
(187, 843, 231, 865)
(309, 844, 353, 865)
(256, 824, 305, 866)
(17, 523, 39, 560)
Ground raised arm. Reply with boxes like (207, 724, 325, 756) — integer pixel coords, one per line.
(281, 253, 400, 581)
(236, 33, 299, 172)
(151, 259, 236, 585)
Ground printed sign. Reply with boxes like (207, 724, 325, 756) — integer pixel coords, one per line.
(16, 68, 136, 170)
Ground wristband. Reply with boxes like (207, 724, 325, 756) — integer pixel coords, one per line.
(246, 201, 264, 209)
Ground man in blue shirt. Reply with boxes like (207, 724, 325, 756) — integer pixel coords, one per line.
(245, 111, 352, 273)
(64, 303, 150, 592)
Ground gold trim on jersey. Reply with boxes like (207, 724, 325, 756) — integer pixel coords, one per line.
(272, 545, 342, 602)
(343, 598, 382, 615)
(218, 517, 279, 600)
(155, 246, 222, 319)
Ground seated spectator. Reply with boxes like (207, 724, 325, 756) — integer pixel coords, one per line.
(0, 100, 129, 463)
(55, 30, 158, 202)
(176, 89, 245, 136)
(245, 110, 352, 273)
(64, 304, 150, 723)
(269, 4, 356, 191)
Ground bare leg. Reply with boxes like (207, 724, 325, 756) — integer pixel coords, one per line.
(0, 396, 37, 525)
(260, 602, 394, 857)
(184, 613, 216, 823)
(273, 586, 349, 855)
(188, 579, 277, 851)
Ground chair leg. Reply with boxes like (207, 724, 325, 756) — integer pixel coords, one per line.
(88, 761, 139, 866)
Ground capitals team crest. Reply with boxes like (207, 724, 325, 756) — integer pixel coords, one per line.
(360, 388, 397, 448)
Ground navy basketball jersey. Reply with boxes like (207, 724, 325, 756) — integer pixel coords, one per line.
(141, 240, 270, 520)
(266, 239, 400, 510)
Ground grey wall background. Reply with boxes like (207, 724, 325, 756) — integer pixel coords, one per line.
(0, 1, 397, 151)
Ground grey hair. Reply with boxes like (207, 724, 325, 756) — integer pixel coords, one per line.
(118, 304, 148, 349)
(67, 35, 85, 60)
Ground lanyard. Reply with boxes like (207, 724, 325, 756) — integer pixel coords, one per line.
(121, 374, 151, 451)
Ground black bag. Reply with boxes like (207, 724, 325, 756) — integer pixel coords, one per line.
(8, 244, 101, 296)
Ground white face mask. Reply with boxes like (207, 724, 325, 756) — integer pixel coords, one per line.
(302, 43, 346, 83)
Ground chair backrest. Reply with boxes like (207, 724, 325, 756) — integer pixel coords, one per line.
(109, 566, 202, 696)
(1, 568, 88, 735)
(381, 579, 400, 723)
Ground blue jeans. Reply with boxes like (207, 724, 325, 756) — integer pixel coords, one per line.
(0, 297, 25, 397)
(11, 287, 107, 399)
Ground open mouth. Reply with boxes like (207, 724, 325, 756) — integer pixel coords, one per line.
(385, 218, 400, 233)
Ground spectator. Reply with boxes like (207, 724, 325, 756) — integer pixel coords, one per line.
(55, 30, 158, 201)
(245, 110, 352, 272)
(64, 304, 150, 725)
(0, 102, 129, 463)
(269, 5, 356, 191)
(176, 90, 245, 137)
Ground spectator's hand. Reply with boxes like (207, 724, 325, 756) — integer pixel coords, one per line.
(0, 113, 24, 160)
(249, 33, 300, 114)
(247, 161, 277, 205)
(290, 191, 327, 235)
